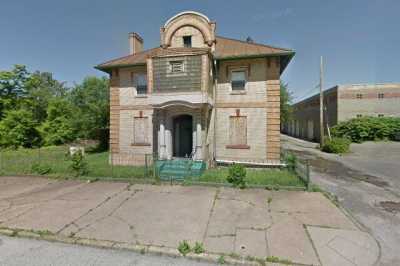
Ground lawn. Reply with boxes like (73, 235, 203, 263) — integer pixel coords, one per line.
(0, 146, 145, 179)
(0, 146, 306, 189)
(194, 167, 305, 188)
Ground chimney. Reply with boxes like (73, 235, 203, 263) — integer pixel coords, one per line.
(129, 32, 143, 55)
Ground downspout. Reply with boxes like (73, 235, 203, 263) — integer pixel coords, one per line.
(213, 59, 218, 166)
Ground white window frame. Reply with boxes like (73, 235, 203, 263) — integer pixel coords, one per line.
(229, 67, 248, 93)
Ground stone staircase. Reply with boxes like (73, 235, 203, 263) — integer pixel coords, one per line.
(155, 159, 206, 181)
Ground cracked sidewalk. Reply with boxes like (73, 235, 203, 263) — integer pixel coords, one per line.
(0, 176, 379, 265)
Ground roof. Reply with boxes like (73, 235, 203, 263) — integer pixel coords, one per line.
(95, 36, 294, 72)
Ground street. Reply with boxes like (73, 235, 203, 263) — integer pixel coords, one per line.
(0, 235, 214, 266)
(282, 134, 400, 266)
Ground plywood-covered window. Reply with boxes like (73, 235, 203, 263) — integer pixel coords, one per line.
(227, 115, 249, 149)
(133, 117, 149, 145)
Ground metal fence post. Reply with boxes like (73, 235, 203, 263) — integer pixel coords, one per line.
(306, 160, 310, 191)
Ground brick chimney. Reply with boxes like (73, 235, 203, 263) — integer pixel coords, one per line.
(129, 32, 143, 55)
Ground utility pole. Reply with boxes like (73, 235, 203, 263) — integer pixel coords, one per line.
(319, 56, 324, 147)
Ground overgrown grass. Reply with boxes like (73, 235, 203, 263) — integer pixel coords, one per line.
(196, 167, 305, 188)
(0, 146, 145, 179)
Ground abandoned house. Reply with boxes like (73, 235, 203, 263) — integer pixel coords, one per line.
(96, 11, 294, 173)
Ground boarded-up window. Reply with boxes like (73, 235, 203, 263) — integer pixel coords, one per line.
(134, 117, 148, 144)
(229, 116, 247, 145)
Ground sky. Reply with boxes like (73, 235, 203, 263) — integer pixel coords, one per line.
(1, 0, 399, 101)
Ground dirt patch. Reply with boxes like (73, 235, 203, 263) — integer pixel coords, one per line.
(287, 149, 389, 188)
(379, 201, 400, 213)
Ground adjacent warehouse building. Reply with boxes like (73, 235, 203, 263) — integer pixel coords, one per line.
(283, 83, 400, 142)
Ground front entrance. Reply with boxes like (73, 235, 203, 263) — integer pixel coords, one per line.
(173, 115, 193, 157)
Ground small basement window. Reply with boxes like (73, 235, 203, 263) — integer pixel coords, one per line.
(183, 36, 192, 48)
(135, 74, 147, 95)
(170, 60, 184, 73)
(231, 70, 246, 90)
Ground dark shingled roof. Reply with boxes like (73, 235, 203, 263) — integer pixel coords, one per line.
(95, 36, 294, 73)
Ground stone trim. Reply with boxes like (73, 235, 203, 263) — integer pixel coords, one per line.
(110, 76, 120, 154)
(266, 57, 281, 161)
(226, 144, 250, 149)
(216, 102, 267, 108)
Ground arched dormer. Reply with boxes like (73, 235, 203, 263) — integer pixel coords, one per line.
(160, 11, 216, 49)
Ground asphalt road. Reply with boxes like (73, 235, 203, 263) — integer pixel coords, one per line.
(281, 134, 400, 266)
(0, 235, 215, 266)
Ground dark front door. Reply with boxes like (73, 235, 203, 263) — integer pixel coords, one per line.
(173, 115, 193, 157)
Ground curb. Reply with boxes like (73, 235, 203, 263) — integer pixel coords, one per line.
(0, 228, 271, 266)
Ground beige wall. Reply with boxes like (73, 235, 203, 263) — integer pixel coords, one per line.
(338, 84, 400, 121)
(215, 57, 281, 164)
(170, 26, 206, 48)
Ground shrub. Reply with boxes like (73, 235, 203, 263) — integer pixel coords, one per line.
(0, 109, 41, 148)
(283, 152, 297, 172)
(331, 116, 400, 143)
(177, 240, 191, 256)
(69, 151, 88, 177)
(227, 163, 246, 188)
(193, 242, 205, 254)
(321, 137, 350, 154)
(31, 163, 52, 175)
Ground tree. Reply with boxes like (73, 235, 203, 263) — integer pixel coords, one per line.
(280, 82, 293, 124)
(0, 65, 29, 118)
(69, 76, 109, 148)
(23, 71, 68, 122)
(0, 109, 41, 148)
(39, 98, 76, 146)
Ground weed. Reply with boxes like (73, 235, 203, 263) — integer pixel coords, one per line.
(177, 240, 191, 256)
(193, 242, 205, 254)
(266, 256, 292, 265)
(140, 247, 146, 254)
(217, 255, 226, 264)
(267, 197, 272, 204)
(229, 252, 240, 259)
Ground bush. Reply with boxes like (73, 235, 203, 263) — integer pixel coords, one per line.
(283, 152, 297, 172)
(69, 151, 88, 177)
(331, 117, 400, 143)
(0, 109, 41, 148)
(321, 137, 351, 154)
(227, 164, 246, 188)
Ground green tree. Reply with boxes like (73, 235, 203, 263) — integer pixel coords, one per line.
(70, 76, 109, 148)
(0, 109, 41, 148)
(280, 82, 293, 124)
(23, 71, 68, 122)
(39, 98, 76, 146)
(0, 65, 30, 118)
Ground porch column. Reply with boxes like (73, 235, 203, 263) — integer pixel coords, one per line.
(195, 120, 202, 160)
(159, 113, 167, 160)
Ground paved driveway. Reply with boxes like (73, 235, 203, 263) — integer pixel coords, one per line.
(0, 176, 379, 266)
(282, 134, 400, 266)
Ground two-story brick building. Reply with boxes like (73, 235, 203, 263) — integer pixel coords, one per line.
(96, 11, 294, 168)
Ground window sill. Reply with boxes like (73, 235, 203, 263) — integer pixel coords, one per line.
(230, 91, 246, 95)
(131, 143, 151, 146)
(135, 95, 148, 98)
(226, 144, 250, 149)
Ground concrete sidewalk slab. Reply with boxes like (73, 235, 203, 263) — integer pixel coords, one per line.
(267, 213, 320, 265)
(308, 226, 379, 266)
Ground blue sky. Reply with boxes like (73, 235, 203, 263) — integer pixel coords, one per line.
(1, 0, 399, 100)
